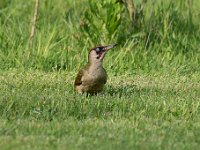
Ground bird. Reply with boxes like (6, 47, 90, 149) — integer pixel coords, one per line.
(74, 43, 118, 94)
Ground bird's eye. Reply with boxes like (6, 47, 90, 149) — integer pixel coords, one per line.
(96, 48, 100, 52)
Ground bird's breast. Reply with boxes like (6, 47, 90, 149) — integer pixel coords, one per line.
(89, 66, 107, 79)
(83, 66, 107, 85)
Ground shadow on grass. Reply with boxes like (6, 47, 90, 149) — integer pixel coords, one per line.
(106, 84, 138, 97)
(105, 84, 184, 98)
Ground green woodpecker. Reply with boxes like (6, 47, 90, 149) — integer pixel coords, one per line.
(74, 44, 117, 94)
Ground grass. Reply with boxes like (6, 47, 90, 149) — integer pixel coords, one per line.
(0, 70, 200, 149)
(0, 0, 199, 72)
(0, 0, 200, 149)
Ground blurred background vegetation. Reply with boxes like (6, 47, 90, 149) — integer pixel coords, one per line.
(0, 0, 199, 74)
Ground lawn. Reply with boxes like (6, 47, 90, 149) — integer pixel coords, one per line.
(0, 0, 200, 149)
(0, 70, 200, 150)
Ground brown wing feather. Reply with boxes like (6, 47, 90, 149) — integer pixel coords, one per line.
(103, 78, 107, 84)
(74, 69, 84, 86)
(103, 68, 107, 84)
(74, 63, 90, 86)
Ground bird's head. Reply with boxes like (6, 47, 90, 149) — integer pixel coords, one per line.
(88, 43, 117, 63)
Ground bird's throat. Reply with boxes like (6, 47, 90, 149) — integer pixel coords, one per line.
(87, 61, 103, 76)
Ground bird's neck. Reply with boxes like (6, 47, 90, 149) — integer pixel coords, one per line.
(88, 60, 103, 69)
(87, 60, 103, 75)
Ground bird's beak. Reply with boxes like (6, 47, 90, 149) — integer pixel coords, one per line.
(104, 43, 118, 51)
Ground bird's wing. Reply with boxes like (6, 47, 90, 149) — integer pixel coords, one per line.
(74, 69, 84, 86)
(103, 77, 107, 84)
(103, 68, 107, 84)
